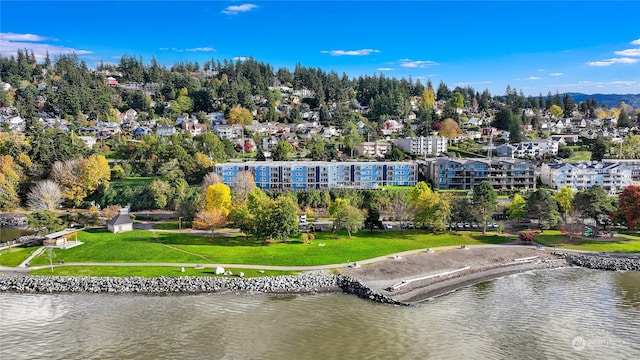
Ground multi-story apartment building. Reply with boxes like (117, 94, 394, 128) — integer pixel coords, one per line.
(354, 142, 393, 158)
(540, 161, 632, 193)
(495, 139, 559, 158)
(424, 157, 536, 191)
(393, 136, 448, 156)
(214, 161, 417, 190)
(602, 159, 640, 184)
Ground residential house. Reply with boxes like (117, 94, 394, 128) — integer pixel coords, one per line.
(213, 124, 244, 140)
(156, 124, 177, 137)
(79, 136, 97, 149)
(379, 119, 403, 136)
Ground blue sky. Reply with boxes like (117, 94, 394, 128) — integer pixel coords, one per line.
(1, 1, 639, 96)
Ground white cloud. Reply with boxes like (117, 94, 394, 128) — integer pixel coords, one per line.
(233, 56, 249, 61)
(456, 81, 493, 86)
(376, 67, 393, 71)
(0, 32, 92, 61)
(399, 59, 439, 68)
(587, 57, 639, 66)
(528, 76, 542, 80)
(0, 32, 49, 42)
(159, 47, 169, 51)
(320, 49, 380, 56)
(222, 4, 257, 15)
(615, 48, 640, 57)
(631, 39, 640, 45)
(549, 73, 564, 76)
(186, 47, 216, 52)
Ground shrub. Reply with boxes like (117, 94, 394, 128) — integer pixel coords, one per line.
(518, 231, 537, 242)
(300, 233, 310, 244)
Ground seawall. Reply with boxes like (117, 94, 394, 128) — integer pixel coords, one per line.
(0, 273, 406, 304)
(563, 253, 640, 271)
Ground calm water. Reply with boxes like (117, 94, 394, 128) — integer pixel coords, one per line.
(1, 268, 639, 359)
(0, 227, 33, 243)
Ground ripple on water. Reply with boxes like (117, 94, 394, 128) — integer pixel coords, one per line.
(1, 268, 640, 360)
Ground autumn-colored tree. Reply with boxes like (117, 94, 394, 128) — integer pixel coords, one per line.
(554, 186, 574, 224)
(616, 185, 640, 230)
(227, 105, 253, 125)
(101, 204, 122, 220)
(204, 183, 233, 216)
(438, 118, 460, 141)
(0, 155, 21, 210)
(80, 154, 111, 193)
(232, 170, 256, 205)
(409, 181, 452, 231)
(420, 88, 435, 111)
(51, 159, 84, 204)
(549, 104, 564, 119)
(193, 208, 227, 237)
(194, 152, 212, 170)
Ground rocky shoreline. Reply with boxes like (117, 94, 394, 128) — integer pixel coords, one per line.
(0, 273, 404, 305)
(0, 214, 28, 228)
(2, 250, 639, 306)
(563, 253, 640, 271)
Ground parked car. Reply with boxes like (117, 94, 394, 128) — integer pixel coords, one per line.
(471, 223, 479, 229)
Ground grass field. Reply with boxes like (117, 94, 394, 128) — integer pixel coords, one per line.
(535, 230, 640, 253)
(29, 266, 298, 277)
(27, 228, 513, 268)
(0, 245, 41, 267)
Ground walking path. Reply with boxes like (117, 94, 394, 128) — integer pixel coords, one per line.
(0, 243, 606, 275)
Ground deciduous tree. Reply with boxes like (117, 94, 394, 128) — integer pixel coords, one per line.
(271, 141, 293, 161)
(27, 180, 63, 211)
(506, 194, 526, 222)
(232, 170, 256, 205)
(332, 204, 365, 237)
(438, 118, 460, 141)
(204, 183, 232, 216)
(227, 105, 253, 125)
(472, 181, 497, 233)
(616, 185, 640, 230)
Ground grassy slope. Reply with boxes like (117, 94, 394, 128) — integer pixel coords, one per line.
(29, 266, 298, 277)
(535, 230, 640, 253)
(28, 228, 512, 267)
(0, 245, 41, 267)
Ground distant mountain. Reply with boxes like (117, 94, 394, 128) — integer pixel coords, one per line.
(566, 93, 640, 109)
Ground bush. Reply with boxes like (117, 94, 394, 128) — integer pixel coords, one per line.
(300, 233, 310, 244)
(518, 231, 537, 242)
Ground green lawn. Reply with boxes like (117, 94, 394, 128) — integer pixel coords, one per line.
(568, 151, 592, 162)
(27, 228, 512, 267)
(29, 266, 298, 277)
(535, 230, 640, 253)
(0, 245, 41, 267)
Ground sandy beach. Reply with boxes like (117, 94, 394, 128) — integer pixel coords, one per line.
(339, 245, 567, 304)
